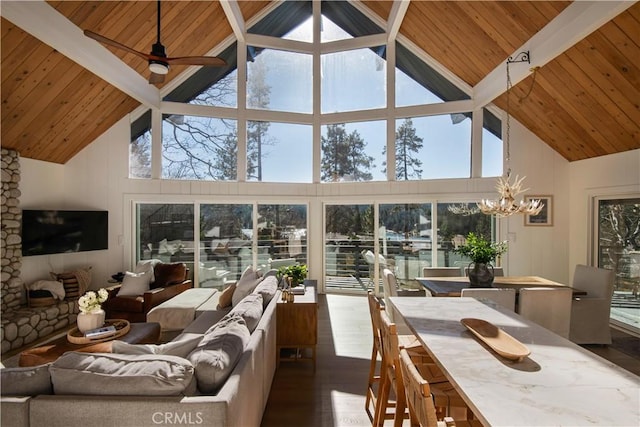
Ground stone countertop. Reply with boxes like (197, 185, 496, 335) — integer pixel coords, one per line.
(390, 296, 640, 427)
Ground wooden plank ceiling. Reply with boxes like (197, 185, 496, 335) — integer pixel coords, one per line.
(2, 1, 639, 164)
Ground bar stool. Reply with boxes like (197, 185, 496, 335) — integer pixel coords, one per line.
(399, 348, 483, 427)
(366, 291, 436, 422)
(374, 310, 468, 427)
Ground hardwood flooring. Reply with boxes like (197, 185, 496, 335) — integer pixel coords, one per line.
(261, 293, 640, 427)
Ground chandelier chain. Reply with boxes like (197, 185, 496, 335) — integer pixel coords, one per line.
(506, 60, 512, 176)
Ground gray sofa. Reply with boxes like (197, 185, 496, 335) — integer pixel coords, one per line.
(1, 273, 280, 427)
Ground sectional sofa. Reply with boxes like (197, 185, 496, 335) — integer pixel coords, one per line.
(1, 270, 280, 427)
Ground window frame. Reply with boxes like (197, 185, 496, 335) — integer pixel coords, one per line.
(129, 2, 502, 183)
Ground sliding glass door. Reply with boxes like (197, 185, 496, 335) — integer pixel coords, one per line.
(325, 204, 374, 292)
(595, 196, 640, 333)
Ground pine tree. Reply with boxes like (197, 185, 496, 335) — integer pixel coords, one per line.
(382, 118, 423, 180)
(247, 59, 273, 181)
(321, 124, 374, 181)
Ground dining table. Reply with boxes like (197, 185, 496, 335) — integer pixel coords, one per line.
(389, 296, 640, 427)
(417, 275, 587, 297)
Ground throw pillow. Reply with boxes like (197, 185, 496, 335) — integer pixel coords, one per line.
(50, 352, 196, 396)
(261, 268, 278, 279)
(50, 266, 92, 299)
(252, 276, 278, 307)
(153, 262, 187, 288)
(117, 271, 151, 296)
(217, 282, 236, 309)
(231, 267, 262, 307)
(227, 293, 263, 332)
(188, 314, 250, 394)
(0, 364, 52, 396)
(112, 335, 202, 359)
(135, 259, 160, 283)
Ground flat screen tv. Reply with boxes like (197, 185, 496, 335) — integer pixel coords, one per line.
(21, 210, 108, 256)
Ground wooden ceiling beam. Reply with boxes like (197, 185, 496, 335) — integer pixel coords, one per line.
(387, 0, 409, 41)
(220, 0, 246, 43)
(1, 0, 160, 109)
(473, 0, 635, 108)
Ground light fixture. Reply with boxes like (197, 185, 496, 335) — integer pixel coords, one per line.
(149, 39, 169, 75)
(149, 60, 169, 75)
(476, 51, 543, 218)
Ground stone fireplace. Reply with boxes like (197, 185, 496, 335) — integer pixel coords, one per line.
(1, 148, 78, 355)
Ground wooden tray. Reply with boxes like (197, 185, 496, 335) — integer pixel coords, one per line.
(461, 318, 530, 362)
(67, 319, 130, 344)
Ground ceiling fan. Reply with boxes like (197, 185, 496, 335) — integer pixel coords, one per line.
(84, 0, 226, 84)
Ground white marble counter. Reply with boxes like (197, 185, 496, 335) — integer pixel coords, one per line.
(390, 297, 640, 427)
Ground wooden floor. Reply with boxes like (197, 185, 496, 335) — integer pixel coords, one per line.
(261, 293, 640, 427)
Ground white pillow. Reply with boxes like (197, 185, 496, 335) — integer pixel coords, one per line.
(117, 271, 151, 296)
(231, 267, 262, 307)
(135, 259, 160, 283)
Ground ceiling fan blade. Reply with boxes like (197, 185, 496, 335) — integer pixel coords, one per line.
(84, 30, 149, 60)
(149, 72, 165, 84)
(84, 30, 150, 61)
(166, 56, 227, 67)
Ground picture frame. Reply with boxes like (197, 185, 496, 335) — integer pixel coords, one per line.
(524, 195, 553, 226)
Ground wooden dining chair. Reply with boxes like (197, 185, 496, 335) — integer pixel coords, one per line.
(399, 348, 483, 427)
(518, 287, 572, 338)
(375, 311, 464, 427)
(460, 288, 516, 311)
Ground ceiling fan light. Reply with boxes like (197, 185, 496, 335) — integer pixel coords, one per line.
(149, 61, 169, 75)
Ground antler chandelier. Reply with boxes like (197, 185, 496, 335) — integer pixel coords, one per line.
(476, 51, 543, 218)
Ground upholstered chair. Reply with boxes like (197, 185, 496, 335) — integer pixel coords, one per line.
(569, 264, 615, 344)
(518, 287, 572, 338)
(104, 261, 192, 323)
(461, 288, 516, 311)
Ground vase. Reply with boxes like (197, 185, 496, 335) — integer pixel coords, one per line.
(468, 263, 495, 288)
(77, 309, 106, 333)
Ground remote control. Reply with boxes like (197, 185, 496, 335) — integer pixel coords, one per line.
(85, 325, 117, 338)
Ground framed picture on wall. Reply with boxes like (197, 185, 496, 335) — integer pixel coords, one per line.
(524, 195, 553, 226)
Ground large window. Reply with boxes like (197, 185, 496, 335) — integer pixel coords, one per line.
(129, 2, 503, 181)
(325, 204, 374, 292)
(321, 121, 385, 182)
(137, 203, 195, 275)
(595, 196, 640, 332)
(393, 115, 472, 180)
(321, 47, 386, 113)
(162, 115, 238, 180)
(199, 204, 252, 288)
(247, 122, 312, 183)
(247, 48, 312, 114)
(379, 203, 432, 283)
(135, 202, 307, 289)
(257, 204, 308, 267)
(324, 201, 496, 293)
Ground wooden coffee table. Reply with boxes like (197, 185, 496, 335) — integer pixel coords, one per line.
(19, 321, 161, 367)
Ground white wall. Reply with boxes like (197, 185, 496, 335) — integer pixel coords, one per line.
(568, 149, 640, 283)
(23, 114, 635, 290)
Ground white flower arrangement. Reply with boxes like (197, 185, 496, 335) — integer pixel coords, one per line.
(78, 288, 108, 314)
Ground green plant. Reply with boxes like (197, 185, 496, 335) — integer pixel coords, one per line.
(277, 264, 308, 286)
(453, 232, 507, 264)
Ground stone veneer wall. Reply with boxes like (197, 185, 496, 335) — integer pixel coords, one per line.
(1, 149, 78, 355)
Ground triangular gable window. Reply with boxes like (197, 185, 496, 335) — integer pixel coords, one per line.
(130, 0, 501, 181)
